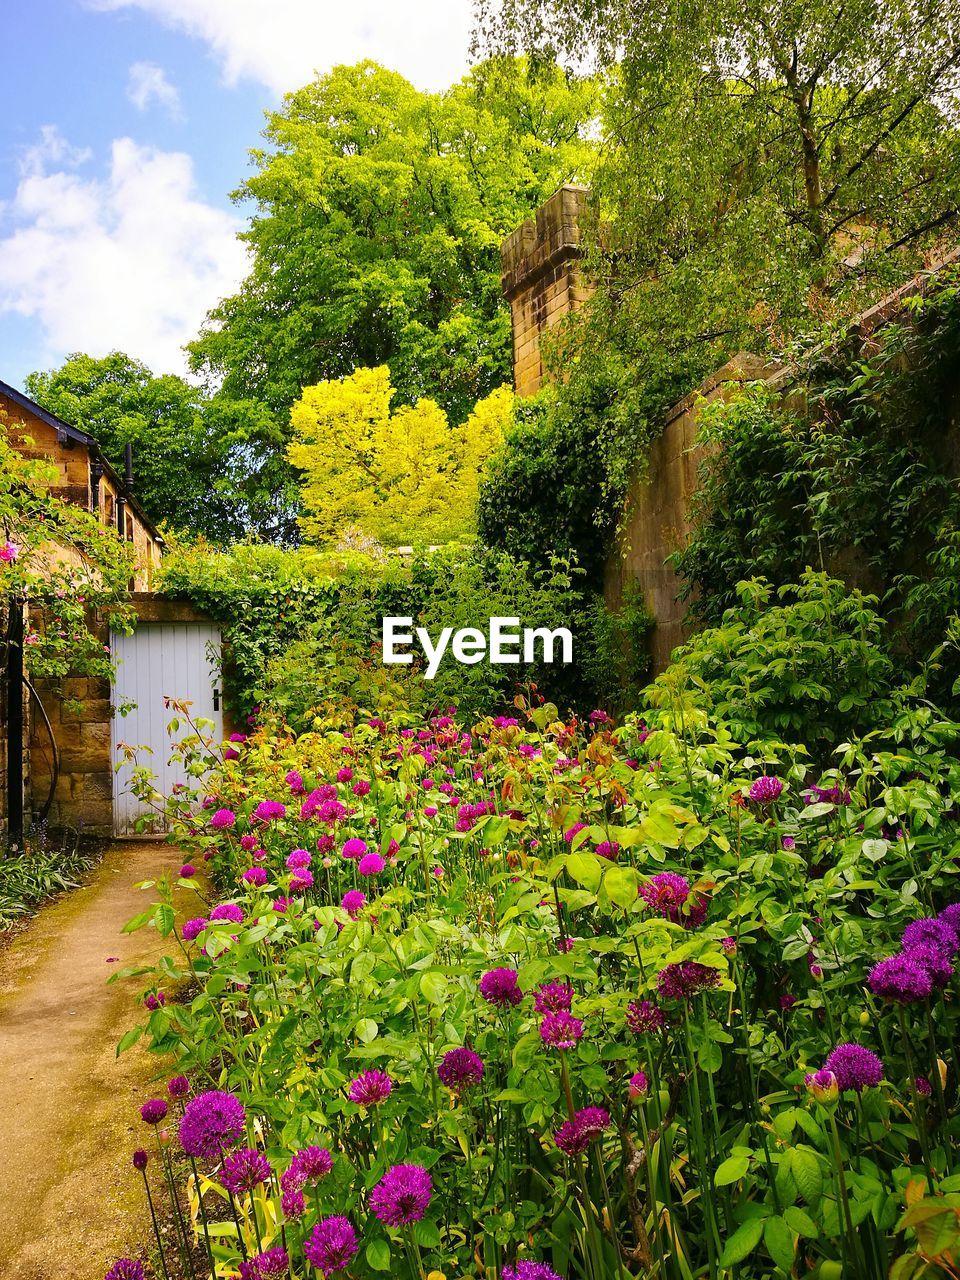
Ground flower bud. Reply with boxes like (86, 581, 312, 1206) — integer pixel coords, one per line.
(805, 1069, 839, 1105)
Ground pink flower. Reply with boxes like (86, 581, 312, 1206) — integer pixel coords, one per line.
(0, 541, 20, 562)
(342, 837, 368, 860)
(358, 852, 385, 877)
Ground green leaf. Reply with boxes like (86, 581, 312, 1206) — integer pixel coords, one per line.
(764, 1215, 796, 1272)
(365, 1238, 392, 1272)
(718, 1217, 764, 1266)
(116, 1025, 143, 1057)
(792, 1147, 824, 1205)
(783, 1205, 819, 1238)
(714, 1154, 750, 1186)
(419, 971, 447, 1004)
(566, 852, 603, 893)
(354, 1018, 379, 1044)
(698, 1040, 723, 1073)
(603, 865, 639, 908)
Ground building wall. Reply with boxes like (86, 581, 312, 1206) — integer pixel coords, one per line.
(501, 185, 593, 397)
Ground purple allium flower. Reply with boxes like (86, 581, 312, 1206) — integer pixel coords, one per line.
(105, 1261, 145, 1280)
(595, 839, 620, 860)
(939, 904, 960, 935)
(539, 1010, 584, 1050)
(639, 872, 708, 928)
(209, 902, 244, 925)
(904, 942, 955, 988)
(304, 1216, 359, 1274)
(628, 1071, 649, 1100)
(437, 1047, 485, 1091)
(502, 1262, 563, 1280)
(779, 994, 797, 1010)
(902, 917, 959, 958)
(823, 1044, 884, 1093)
(286, 849, 311, 870)
(479, 967, 523, 1007)
(342, 837, 368, 860)
(804, 1069, 839, 1104)
(348, 1070, 392, 1106)
(221, 1147, 272, 1195)
(241, 867, 268, 887)
(748, 776, 783, 804)
(209, 808, 236, 830)
(336, 766, 354, 783)
(253, 800, 286, 822)
(291, 869, 314, 890)
(358, 852, 385, 877)
(140, 1099, 168, 1125)
(132, 1149, 149, 1170)
(369, 1163, 432, 1226)
(181, 917, 207, 942)
(657, 962, 721, 1001)
(240, 834, 257, 851)
(534, 982, 574, 1014)
(341, 889, 366, 919)
(626, 999, 666, 1035)
(353, 779, 371, 796)
(577, 1107, 611, 1139)
(289, 1145, 333, 1184)
(867, 954, 933, 1003)
(281, 1188, 306, 1219)
(916, 1076, 933, 1097)
(167, 1075, 190, 1100)
(178, 1090, 246, 1158)
(423, 806, 438, 817)
(721, 936, 737, 955)
(285, 769, 305, 795)
(239, 1247, 289, 1279)
(178, 864, 196, 879)
(554, 1106, 610, 1156)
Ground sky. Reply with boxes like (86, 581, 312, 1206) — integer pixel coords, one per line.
(0, 0, 475, 390)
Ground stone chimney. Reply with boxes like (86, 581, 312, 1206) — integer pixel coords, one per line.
(500, 185, 594, 396)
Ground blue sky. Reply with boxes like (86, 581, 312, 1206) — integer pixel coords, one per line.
(0, 0, 473, 389)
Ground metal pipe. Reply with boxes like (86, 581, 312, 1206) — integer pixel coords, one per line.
(5, 596, 25, 843)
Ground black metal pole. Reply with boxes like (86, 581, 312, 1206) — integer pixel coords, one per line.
(6, 595, 24, 844)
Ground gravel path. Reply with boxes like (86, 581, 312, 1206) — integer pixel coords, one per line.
(0, 841, 202, 1280)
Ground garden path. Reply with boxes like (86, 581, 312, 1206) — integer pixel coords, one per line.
(0, 841, 202, 1280)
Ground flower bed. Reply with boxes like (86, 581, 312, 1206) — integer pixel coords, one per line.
(111, 700, 960, 1279)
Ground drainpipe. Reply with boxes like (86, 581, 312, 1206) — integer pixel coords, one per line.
(6, 595, 24, 845)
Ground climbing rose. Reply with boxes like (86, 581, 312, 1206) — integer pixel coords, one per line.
(502, 1263, 563, 1280)
(748, 776, 783, 804)
(437, 1048, 485, 1090)
(140, 1099, 168, 1125)
(479, 967, 523, 1007)
(867, 954, 933, 1003)
(0, 541, 20, 561)
(105, 1262, 144, 1280)
(181, 917, 207, 942)
(369, 1163, 432, 1226)
(539, 1011, 583, 1049)
(221, 1147, 272, 1195)
(639, 872, 708, 927)
(358, 852, 385, 877)
(179, 1090, 246, 1158)
(209, 808, 236, 829)
(349, 1070, 392, 1106)
(304, 1216, 359, 1273)
(823, 1044, 884, 1093)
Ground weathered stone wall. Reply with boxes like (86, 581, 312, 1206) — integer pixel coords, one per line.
(501, 185, 593, 397)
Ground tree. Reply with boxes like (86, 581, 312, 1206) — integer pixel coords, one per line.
(24, 352, 282, 543)
(188, 59, 597, 452)
(288, 366, 512, 546)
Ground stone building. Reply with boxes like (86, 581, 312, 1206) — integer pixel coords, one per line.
(1, 379, 222, 841)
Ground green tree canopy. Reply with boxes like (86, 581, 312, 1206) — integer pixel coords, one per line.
(24, 352, 280, 543)
(187, 57, 597, 426)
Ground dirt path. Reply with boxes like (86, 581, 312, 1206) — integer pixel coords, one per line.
(0, 841, 204, 1280)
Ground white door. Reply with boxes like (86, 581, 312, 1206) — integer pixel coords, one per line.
(111, 623, 223, 836)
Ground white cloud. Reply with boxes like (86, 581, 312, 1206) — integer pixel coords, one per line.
(88, 0, 474, 95)
(19, 125, 93, 178)
(127, 61, 184, 118)
(0, 134, 248, 377)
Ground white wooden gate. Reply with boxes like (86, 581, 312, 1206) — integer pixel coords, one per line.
(111, 624, 223, 835)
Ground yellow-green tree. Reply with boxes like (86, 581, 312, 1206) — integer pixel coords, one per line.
(288, 367, 512, 546)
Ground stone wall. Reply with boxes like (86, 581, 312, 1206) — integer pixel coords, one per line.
(501, 185, 593, 397)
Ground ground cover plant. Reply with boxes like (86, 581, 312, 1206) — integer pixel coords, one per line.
(109, 669, 960, 1279)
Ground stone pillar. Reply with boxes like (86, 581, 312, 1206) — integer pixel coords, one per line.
(500, 185, 594, 397)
